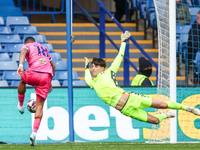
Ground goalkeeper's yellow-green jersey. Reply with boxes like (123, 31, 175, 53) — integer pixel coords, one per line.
(85, 42, 126, 108)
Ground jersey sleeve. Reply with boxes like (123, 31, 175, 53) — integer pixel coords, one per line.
(21, 44, 29, 52)
(85, 68, 94, 89)
(109, 42, 126, 73)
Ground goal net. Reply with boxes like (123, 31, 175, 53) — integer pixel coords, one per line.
(148, 0, 200, 143)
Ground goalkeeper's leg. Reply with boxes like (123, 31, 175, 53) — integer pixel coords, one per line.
(151, 99, 200, 116)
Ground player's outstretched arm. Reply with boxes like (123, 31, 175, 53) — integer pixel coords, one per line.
(84, 57, 93, 88)
(110, 31, 131, 73)
(17, 48, 28, 76)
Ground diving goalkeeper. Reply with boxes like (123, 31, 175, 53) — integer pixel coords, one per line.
(84, 31, 200, 124)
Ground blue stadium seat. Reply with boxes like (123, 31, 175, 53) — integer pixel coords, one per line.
(176, 25, 191, 55)
(0, 35, 21, 45)
(11, 53, 20, 62)
(42, 43, 54, 52)
(0, 6, 23, 21)
(49, 52, 62, 61)
(139, 0, 147, 19)
(179, 33, 189, 61)
(0, 80, 9, 87)
(22, 34, 47, 43)
(3, 70, 21, 85)
(62, 80, 87, 86)
(144, 0, 155, 39)
(13, 25, 38, 38)
(189, 7, 200, 23)
(0, 17, 5, 26)
(51, 80, 61, 87)
(54, 71, 79, 85)
(10, 80, 20, 87)
(0, 61, 18, 71)
(10, 80, 33, 87)
(0, 26, 12, 34)
(176, 25, 191, 36)
(132, 0, 140, 10)
(0, 0, 15, 6)
(0, 53, 10, 61)
(0, 44, 3, 53)
(24, 61, 29, 70)
(6, 16, 29, 26)
(195, 52, 200, 77)
(0, 61, 18, 80)
(54, 60, 67, 71)
(5, 43, 24, 57)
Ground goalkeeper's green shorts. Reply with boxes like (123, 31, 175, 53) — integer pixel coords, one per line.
(120, 92, 152, 122)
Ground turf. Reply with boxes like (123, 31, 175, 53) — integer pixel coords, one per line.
(0, 142, 200, 150)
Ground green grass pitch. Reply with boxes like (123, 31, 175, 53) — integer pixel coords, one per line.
(1, 142, 200, 150)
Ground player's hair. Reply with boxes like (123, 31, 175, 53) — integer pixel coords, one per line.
(92, 57, 106, 68)
(24, 37, 35, 44)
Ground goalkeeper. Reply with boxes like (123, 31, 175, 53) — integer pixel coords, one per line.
(84, 31, 200, 124)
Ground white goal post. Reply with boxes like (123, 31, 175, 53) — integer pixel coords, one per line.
(148, 0, 177, 143)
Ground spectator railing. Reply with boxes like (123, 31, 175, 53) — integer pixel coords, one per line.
(74, 0, 158, 85)
(14, 0, 118, 23)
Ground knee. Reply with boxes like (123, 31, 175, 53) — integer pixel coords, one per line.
(18, 81, 26, 94)
(147, 116, 160, 124)
(153, 118, 160, 124)
(159, 103, 168, 108)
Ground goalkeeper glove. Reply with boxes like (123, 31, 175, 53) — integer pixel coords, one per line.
(84, 57, 90, 69)
(121, 31, 131, 42)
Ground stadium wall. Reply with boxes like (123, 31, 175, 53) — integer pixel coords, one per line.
(0, 87, 199, 144)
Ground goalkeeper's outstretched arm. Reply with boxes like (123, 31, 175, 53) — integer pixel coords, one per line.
(109, 31, 131, 73)
(84, 57, 93, 88)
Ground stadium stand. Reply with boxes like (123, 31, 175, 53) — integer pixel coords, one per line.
(6, 16, 29, 27)
(23, 61, 29, 70)
(42, 43, 54, 52)
(0, 80, 9, 87)
(10, 80, 20, 87)
(51, 80, 61, 87)
(0, 35, 21, 45)
(54, 60, 67, 71)
(189, 7, 200, 23)
(2, 70, 21, 85)
(13, 25, 38, 38)
(0, 53, 11, 61)
(22, 34, 47, 43)
(5, 43, 24, 57)
(176, 25, 191, 54)
(0, 17, 5, 25)
(144, 0, 155, 39)
(10, 79, 61, 87)
(0, 44, 3, 53)
(0, 6, 23, 22)
(139, 0, 147, 19)
(54, 71, 79, 85)
(0, 0, 15, 6)
(62, 80, 87, 86)
(11, 52, 20, 62)
(49, 52, 62, 61)
(0, 61, 18, 71)
(0, 26, 12, 34)
(194, 51, 200, 80)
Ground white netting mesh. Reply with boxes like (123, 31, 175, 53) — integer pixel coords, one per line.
(149, 0, 200, 143)
(148, 0, 171, 143)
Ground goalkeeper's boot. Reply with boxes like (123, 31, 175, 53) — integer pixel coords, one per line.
(30, 132, 37, 146)
(187, 106, 200, 115)
(160, 111, 175, 118)
(17, 102, 24, 114)
(121, 31, 131, 42)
